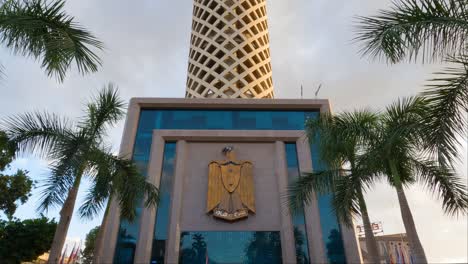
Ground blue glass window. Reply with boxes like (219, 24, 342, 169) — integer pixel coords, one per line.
(285, 143, 311, 264)
(179, 231, 282, 264)
(150, 143, 176, 263)
(113, 109, 346, 264)
(310, 135, 347, 263)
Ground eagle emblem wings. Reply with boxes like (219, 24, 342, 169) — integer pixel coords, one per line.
(206, 147, 255, 221)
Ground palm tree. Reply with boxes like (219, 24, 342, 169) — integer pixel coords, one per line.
(354, 0, 467, 168)
(289, 98, 468, 264)
(288, 110, 382, 264)
(0, 0, 103, 81)
(0, 84, 159, 263)
(365, 97, 467, 263)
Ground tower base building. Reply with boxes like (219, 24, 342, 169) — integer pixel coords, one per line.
(96, 0, 363, 263)
(96, 98, 362, 264)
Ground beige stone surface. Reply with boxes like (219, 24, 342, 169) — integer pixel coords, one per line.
(130, 97, 330, 112)
(94, 98, 363, 264)
(186, 0, 274, 99)
(180, 142, 281, 230)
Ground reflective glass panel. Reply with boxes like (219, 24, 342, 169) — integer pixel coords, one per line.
(285, 143, 311, 264)
(113, 109, 347, 264)
(150, 143, 176, 264)
(179, 231, 282, 264)
(310, 134, 347, 263)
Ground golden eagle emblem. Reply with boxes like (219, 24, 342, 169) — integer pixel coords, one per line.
(206, 146, 255, 221)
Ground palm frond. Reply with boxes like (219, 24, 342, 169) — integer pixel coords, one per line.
(381, 97, 428, 152)
(78, 174, 110, 219)
(37, 133, 86, 212)
(81, 83, 125, 141)
(109, 157, 159, 221)
(0, 0, 103, 82)
(355, 0, 468, 63)
(421, 55, 468, 166)
(0, 62, 4, 79)
(78, 147, 112, 219)
(143, 181, 159, 208)
(287, 170, 342, 213)
(412, 157, 468, 215)
(331, 175, 362, 227)
(37, 162, 75, 213)
(306, 110, 379, 167)
(1, 111, 72, 158)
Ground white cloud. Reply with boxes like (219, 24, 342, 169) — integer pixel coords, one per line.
(0, 0, 466, 262)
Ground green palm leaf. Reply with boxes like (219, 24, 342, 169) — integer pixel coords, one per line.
(1, 84, 159, 261)
(421, 55, 468, 166)
(1, 111, 73, 158)
(411, 158, 468, 215)
(287, 169, 342, 213)
(331, 175, 362, 227)
(0, 0, 103, 81)
(355, 0, 468, 63)
(81, 83, 126, 141)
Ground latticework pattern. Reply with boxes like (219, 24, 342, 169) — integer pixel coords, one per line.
(185, 0, 274, 99)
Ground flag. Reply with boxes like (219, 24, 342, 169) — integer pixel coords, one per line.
(399, 245, 406, 264)
(73, 242, 81, 263)
(67, 243, 77, 264)
(395, 244, 401, 264)
(59, 244, 68, 264)
(382, 242, 391, 264)
(70, 245, 80, 264)
(71, 242, 82, 264)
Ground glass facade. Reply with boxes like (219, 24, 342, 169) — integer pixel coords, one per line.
(150, 143, 176, 264)
(285, 143, 311, 264)
(310, 139, 347, 263)
(179, 231, 282, 264)
(113, 108, 346, 264)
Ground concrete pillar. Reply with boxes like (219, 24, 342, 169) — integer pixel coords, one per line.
(98, 99, 141, 263)
(275, 141, 297, 264)
(166, 140, 188, 263)
(342, 221, 363, 264)
(133, 134, 166, 263)
(98, 198, 121, 263)
(296, 137, 327, 264)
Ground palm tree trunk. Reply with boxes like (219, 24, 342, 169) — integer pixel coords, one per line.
(357, 190, 381, 264)
(93, 197, 111, 263)
(47, 176, 82, 264)
(390, 161, 428, 264)
(395, 185, 428, 264)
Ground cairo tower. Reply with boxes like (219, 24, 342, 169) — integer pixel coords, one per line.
(185, 0, 274, 99)
(95, 1, 362, 263)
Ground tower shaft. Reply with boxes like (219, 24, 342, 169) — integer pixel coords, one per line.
(186, 0, 274, 99)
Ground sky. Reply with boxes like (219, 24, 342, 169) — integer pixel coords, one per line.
(0, 0, 467, 262)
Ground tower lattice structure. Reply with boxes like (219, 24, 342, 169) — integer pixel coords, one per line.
(185, 0, 274, 99)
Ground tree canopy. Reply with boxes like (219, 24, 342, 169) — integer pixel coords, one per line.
(0, 0, 103, 81)
(0, 130, 33, 220)
(0, 217, 57, 264)
(81, 226, 99, 264)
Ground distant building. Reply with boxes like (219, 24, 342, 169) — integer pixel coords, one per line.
(359, 233, 412, 264)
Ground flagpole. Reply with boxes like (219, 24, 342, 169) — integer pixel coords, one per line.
(59, 244, 68, 264)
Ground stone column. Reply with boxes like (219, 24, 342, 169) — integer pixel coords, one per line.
(133, 134, 166, 263)
(275, 141, 297, 264)
(296, 137, 327, 264)
(342, 221, 363, 263)
(166, 140, 188, 263)
(98, 197, 121, 263)
(98, 99, 141, 263)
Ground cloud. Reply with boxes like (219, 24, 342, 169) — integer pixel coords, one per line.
(0, 0, 466, 262)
